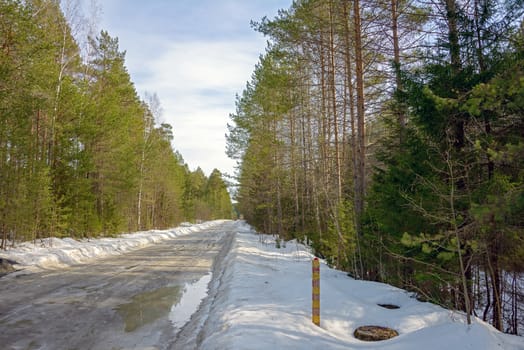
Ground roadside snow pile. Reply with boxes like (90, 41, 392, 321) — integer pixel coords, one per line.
(199, 222, 523, 350)
(0, 220, 226, 273)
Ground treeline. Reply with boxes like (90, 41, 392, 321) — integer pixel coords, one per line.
(227, 0, 523, 334)
(0, 0, 233, 248)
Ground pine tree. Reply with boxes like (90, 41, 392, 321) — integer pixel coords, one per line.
(365, 0, 524, 331)
(85, 30, 143, 234)
(205, 169, 233, 220)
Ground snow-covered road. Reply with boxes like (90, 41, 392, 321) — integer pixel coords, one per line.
(0, 221, 236, 350)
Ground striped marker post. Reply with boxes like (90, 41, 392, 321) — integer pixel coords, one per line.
(312, 257, 320, 326)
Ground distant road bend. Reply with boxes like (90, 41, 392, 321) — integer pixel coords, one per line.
(0, 220, 237, 350)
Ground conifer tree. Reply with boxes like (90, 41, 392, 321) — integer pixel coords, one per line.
(205, 169, 233, 220)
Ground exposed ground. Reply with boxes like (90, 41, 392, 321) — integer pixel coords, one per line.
(0, 221, 236, 350)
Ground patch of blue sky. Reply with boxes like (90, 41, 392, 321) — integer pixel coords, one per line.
(97, 0, 291, 177)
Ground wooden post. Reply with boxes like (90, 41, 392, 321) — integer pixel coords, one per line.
(312, 257, 320, 326)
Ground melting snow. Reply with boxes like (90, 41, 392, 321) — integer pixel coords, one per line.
(198, 221, 523, 350)
(1, 220, 522, 349)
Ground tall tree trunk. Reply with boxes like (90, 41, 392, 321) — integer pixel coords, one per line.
(343, 0, 364, 278)
(301, 78, 310, 233)
(353, 0, 366, 235)
(329, 1, 342, 201)
(445, 1, 475, 321)
(1, 223, 6, 250)
(290, 108, 300, 232)
(472, 0, 494, 180)
(445, 0, 461, 73)
(391, 0, 402, 90)
(511, 272, 518, 334)
(391, 0, 405, 142)
(319, 24, 331, 208)
(482, 269, 491, 322)
(487, 239, 503, 331)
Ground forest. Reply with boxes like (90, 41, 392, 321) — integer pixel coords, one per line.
(226, 0, 524, 335)
(0, 0, 233, 248)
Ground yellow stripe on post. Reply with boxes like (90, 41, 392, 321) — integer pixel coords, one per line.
(312, 257, 320, 326)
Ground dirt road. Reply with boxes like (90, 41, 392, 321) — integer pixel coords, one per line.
(0, 221, 236, 350)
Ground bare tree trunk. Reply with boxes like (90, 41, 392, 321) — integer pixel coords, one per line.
(446, 149, 472, 325)
(511, 272, 518, 335)
(445, 0, 461, 73)
(137, 109, 152, 231)
(473, 0, 486, 72)
(482, 269, 491, 322)
(391, 0, 401, 90)
(1, 223, 6, 250)
(276, 177, 283, 236)
(319, 24, 330, 200)
(301, 76, 311, 234)
(137, 160, 144, 230)
(353, 0, 366, 235)
(343, 0, 364, 278)
(290, 108, 300, 232)
(487, 245, 503, 331)
(329, 1, 342, 201)
(391, 0, 405, 143)
(342, 1, 357, 204)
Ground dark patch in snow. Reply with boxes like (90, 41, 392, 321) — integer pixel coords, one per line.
(354, 325, 399, 341)
(378, 303, 400, 309)
(0, 258, 18, 277)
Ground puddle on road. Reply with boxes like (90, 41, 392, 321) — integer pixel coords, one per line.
(116, 286, 183, 332)
(116, 273, 211, 333)
(169, 273, 211, 329)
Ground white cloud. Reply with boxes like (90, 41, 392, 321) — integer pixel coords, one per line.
(129, 39, 264, 176)
(152, 41, 260, 90)
(97, 0, 291, 177)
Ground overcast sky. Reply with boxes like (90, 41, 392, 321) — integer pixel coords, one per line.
(96, 0, 290, 177)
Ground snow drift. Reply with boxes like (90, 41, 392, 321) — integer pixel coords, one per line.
(0, 221, 226, 274)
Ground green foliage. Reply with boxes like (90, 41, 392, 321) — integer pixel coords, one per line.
(320, 200, 358, 270)
(205, 169, 234, 220)
(363, 1, 524, 330)
(0, 1, 229, 247)
(224, 0, 524, 331)
(181, 168, 233, 222)
(228, 48, 296, 235)
(400, 231, 477, 263)
(224, 0, 524, 333)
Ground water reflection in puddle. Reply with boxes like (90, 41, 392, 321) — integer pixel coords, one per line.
(116, 273, 211, 333)
(116, 286, 183, 332)
(169, 273, 211, 330)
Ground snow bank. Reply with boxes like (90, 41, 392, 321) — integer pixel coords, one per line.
(1, 220, 521, 349)
(0, 221, 226, 274)
(199, 222, 523, 350)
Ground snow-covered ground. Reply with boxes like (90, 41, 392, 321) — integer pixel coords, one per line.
(197, 221, 523, 350)
(1, 220, 522, 349)
(0, 221, 225, 274)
